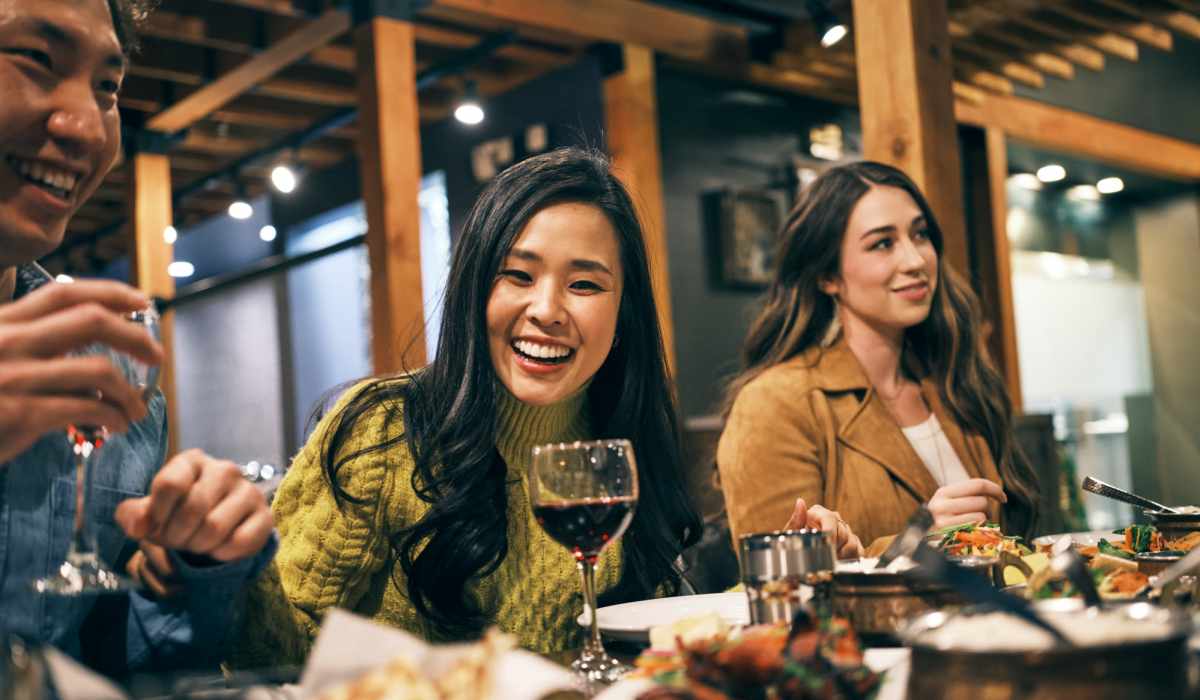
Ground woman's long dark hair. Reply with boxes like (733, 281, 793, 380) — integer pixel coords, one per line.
(318, 147, 700, 637)
(724, 161, 1038, 538)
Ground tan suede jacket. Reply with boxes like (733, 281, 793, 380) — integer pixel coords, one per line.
(716, 337, 1004, 555)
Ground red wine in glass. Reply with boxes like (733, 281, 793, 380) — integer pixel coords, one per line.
(533, 497, 636, 563)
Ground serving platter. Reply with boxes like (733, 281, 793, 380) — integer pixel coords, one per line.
(1031, 530, 1125, 548)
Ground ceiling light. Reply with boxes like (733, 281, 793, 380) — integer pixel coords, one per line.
(168, 261, 195, 278)
(454, 80, 485, 125)
(271, 164, 297, 194)
(1009, 173, 1043, 191)
(259, 225, 277, 242)
(1097, 177, 1124, 194)
(55, 274, 74, 283)
(163, 225, 177, 244)
(1036, 164, 1066, 183)
(807, 0, 848, 48)
(1067, 184, 1100, 201)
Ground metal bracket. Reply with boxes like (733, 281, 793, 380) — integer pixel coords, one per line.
(350, 0, 432, 25)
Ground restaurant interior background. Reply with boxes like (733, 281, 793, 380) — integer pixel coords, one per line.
(39, 0, 1200, 537)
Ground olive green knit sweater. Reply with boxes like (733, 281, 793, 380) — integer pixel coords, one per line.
(232, 380, 623, 667)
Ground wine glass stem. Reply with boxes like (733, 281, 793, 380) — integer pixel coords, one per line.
(68, 444, 98, 560)
(578, 556, 604, 655)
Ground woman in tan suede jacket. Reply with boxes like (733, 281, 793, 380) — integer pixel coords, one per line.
(718, 162, 1039, 556)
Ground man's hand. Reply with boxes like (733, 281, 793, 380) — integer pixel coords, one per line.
(115, 449, 274, 563)
(0, 280, 163, 463)
(127, 541, 183, 599)
(785, 497, 864, 559)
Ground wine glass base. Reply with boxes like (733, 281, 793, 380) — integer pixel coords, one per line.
(32, 557, 134, 596)
(571, 648, 630, 687)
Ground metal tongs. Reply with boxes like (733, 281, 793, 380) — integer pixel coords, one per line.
(909, 539, 1071, 646)
(871, 505, 934, 571)
(1081, 476, 1178, 514)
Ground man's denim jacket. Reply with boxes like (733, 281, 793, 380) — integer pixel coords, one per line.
(0, 264, 276, 675)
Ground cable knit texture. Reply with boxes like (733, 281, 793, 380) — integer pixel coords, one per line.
(232, 380, 623, 668)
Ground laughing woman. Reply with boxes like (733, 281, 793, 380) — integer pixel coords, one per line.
(233, 148, 700, 665)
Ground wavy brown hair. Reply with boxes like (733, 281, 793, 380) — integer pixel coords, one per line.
(724, 161, 1038, 538)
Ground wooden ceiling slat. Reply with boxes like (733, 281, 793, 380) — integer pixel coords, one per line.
(1159, 10, 1200, 39)
(956, 4, 1104, 70)
(1026, 8, 1140, 59)
(420, 0, 749, 65)
(412, 24, 571, 65)
(1046, 2, 1172, 51)
(1000, 12, 1108, 68)
(147, 7, 351, 132)
(952, 40, 1045, 88)
(954, 60, 1015, 95)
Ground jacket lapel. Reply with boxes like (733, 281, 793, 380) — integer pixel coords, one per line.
(838, 391, 941, 503)
(804, 339, 941, 504)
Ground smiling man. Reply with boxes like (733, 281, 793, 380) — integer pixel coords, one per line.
(0, 0, 275, 677)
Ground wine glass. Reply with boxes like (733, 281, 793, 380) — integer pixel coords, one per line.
(33, 306, 161, 596)
(530, 439, 638, 687)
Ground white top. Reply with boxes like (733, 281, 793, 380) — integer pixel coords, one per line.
(900, 413, 970, 488)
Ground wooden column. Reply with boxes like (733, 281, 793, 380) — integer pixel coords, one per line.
(354, 16, 426, 374)
(963, 128, 1023, 410)
(852, 0, 968, 274)
(128, 150, 179, 456)
(603, 44, 676, 373)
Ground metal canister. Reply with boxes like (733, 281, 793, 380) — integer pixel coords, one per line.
(738, 529, 835, 624)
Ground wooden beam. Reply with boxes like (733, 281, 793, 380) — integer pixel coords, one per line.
(953, 4, 1100, 71)
(1032, 9, 1140, 60)
(853, 0, 969, 274)
(127, 152, 179, 457)
(963, 128, 1022, 409)
(1044, 2, 1170, 52)
(355, 17, 426, 373)
(1001, 12, 1108, 69)
(603, 44, 676, 374)
(955, 92, 1200, 181)
(1158, 10, 1200, 40)
(148, 8, 350, 133)
(423, 0, 748, 64)
(952, 41, 1045, 88)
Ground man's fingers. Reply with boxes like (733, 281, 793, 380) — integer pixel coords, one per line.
(115, 497, 154, 540)
(208, 509, 273, 562)
(7, 302, 162, 367)
(158, 461, 240, 549)
(0, 280, 148, 325)
(0, 356, 148, 424)
(184, 481, 263, 555)
(18, 395, 131, 438)
(143, 451, 206, 537)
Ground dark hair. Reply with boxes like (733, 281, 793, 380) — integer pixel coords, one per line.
(106, 0, 158, 55)
(320, 147, 700, 637)
(725, 161, 1039, 538)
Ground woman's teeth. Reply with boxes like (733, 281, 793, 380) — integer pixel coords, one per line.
(5, 156, 78, 200)
(513, 339, 573, 364)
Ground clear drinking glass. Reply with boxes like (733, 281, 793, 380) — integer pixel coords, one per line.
(530, 439, 638, 687)
(33, 306, 161, 596)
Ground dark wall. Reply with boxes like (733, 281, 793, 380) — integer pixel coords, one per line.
(657, 67, 859, 418)
(1012, 36, 1200, 145)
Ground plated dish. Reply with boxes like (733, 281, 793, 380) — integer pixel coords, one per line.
(580, 592, 754, 644)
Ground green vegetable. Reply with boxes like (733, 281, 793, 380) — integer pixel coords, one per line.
(1128, 524, 1157, 552)
(1098, 539, 1134, 560)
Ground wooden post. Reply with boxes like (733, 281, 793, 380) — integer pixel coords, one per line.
(354, 16, 426, 374)
(852, 0, 969, 274)
(603, 44, 676, 373)
(963, 128, 1023, 410)
(128, 149, 179, 456)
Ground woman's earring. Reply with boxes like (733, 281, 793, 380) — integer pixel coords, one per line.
(820, 300, 841, 348)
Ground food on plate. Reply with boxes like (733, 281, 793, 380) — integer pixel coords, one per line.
(1025, 558, 1150, 601)
(1167, 531, 1200, 551)
(932, 523, 1031, 558)
(315, 629, 514, 700)
(633, 611, 880, 700)
(910, 606, 1176, 651)
(649, 612, 731, 652)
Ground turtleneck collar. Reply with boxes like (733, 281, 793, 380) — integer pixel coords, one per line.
(494, 382, 591, 469)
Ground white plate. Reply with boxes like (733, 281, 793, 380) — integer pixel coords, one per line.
(578, 592, 751, 644)
(1032, 530, 1124, 548)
